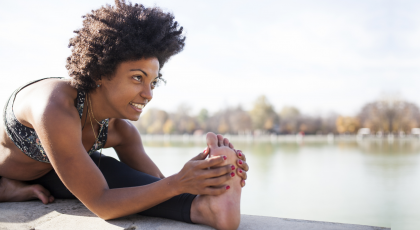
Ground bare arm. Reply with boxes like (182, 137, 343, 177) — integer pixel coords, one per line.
(31, 93, 233, 220)
(111, 119, 165, 179)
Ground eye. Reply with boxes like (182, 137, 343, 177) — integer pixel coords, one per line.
(151, 78, 161, 89)
(132, 75, 143, 82)
(151, 80, 157, 88)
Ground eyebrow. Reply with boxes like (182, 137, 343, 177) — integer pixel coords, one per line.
(130, 69, 148, 77)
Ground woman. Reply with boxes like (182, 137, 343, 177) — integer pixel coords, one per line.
(0, 1, 249, 230)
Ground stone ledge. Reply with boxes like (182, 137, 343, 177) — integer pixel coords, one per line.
(0, 200, 389, 230)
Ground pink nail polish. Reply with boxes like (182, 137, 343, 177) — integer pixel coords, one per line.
(231, 172, 235, 177)
(226, 185, 230, 190)
(239, 169, 243, 173)
(239, 160, 243, 164)
(223, 156, 227, 160)
(231, 165, 235, 170)
(238, 152, 242, 157)
(203, 149, 207, 153)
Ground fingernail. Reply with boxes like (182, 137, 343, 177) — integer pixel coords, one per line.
(239, 169, 243, 173)
(223, 156, 227, 160)
(231, 172, 235, 177)
(239, 160, 243, 164)
(231, 165, 235, 170)
(203, 149, 207, 153)
(226, 185, 230, 190)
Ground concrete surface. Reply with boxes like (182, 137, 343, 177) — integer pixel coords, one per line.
(0, 199, 390, 230)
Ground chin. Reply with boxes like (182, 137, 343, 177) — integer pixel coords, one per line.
(125, 113, 141, 121)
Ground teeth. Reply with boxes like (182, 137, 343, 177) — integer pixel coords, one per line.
(129, 102, 145, 109)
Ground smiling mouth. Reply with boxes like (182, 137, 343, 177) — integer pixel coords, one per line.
(129, 102, 145, 109)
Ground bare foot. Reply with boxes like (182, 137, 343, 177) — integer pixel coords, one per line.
(191, 132, 241, 230)
(0, 177, 54, 204)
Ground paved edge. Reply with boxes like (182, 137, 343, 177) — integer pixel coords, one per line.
(0, 200, 390, 230)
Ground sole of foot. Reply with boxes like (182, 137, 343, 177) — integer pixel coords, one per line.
(0, 177, 54, 204)
(191, 132, 241, 230)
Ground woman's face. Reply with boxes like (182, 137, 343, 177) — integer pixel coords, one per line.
(100, 57, 160, 121)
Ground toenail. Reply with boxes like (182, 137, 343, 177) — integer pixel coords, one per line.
(239, 160, 243, 164)
(226, 185, 230, 190)
(231, 172, 235, 177)
(231, 165, 235, 170)
(237, 150, 243, 156)
(203, 148, 207, 153)
(223, 156, 227, 160)
(239, 169, 243, 173)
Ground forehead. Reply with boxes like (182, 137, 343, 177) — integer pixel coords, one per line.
(116, 57, 160, 77)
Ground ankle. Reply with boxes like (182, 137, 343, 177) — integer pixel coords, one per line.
(190, 195, 212, 224)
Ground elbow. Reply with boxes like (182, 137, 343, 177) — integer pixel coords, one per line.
(88, 200, 120, 220)
(99, 215, 114, 221)
(95, 210, 118, 221)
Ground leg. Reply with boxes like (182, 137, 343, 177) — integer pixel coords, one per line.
(28, 152, 196, 223)
(190, 132, 242, 230)
(0, 176, 54, 204)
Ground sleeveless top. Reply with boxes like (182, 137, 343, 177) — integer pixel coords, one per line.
(3, 77, 109, 163)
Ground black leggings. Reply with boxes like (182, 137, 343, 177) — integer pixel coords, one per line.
(27, 151, 196, 223)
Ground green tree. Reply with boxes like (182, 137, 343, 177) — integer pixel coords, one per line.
(134, 109, 168, 134)
(163, 119, 175, 134)
(249, 95, 279, 132)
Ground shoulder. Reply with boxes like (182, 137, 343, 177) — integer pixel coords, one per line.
(108, 118, 140, 145)
(14, 78, 79, 126)
(110, 118, 139, 137)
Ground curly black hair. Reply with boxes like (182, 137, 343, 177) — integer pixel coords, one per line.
(66, 0, 185, 92)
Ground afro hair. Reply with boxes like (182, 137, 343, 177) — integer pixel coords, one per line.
(66, 0, 185, 92)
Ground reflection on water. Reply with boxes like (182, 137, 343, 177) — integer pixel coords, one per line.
(102, 139, 420, 230)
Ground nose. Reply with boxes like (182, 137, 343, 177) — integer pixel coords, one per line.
(140, 84, 153, 102)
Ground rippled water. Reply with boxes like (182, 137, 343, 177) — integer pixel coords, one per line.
(102, 139, 420, 230)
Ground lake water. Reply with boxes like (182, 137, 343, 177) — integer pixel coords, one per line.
(102, 138, 420, 230)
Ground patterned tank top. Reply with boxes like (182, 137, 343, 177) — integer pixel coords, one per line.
(3, 77, 109, 163)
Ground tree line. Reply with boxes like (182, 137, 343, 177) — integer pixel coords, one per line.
(132, 95, 420, 135)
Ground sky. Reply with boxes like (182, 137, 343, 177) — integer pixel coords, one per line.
(1, 0, 419, 116)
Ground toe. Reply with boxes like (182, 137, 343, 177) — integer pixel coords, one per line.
(223, 138, 230, 147)
(206, 132, 219, 149)
(217, 134, 224, 147)
(31, 184, 51, 204)
(229, 142, 234, 149)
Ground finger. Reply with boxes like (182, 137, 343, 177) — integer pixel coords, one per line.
(203, 147, 210, 158)
(236, 150, 246, 161)
(237, 168, 247, 180)
(203, 185, 230, 196)
(205, 172, 234, 187)
(206, 132, 219, 149)
(200, 155, 226, 168)
(190, 149, 209, 161)
(217, 134, 224, 147)
(241, 180, 246, 188)
(237, 160, 249, 171)
(206, 164, 235, 178)
(223, 138, 230, 147)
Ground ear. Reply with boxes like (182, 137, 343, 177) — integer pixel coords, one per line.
(96, 77, 103, 87)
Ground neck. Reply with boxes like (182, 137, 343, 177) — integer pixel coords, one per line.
(87, 89, 111, 122)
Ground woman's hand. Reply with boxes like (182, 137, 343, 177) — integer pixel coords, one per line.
(213, 134, 249, 188)
(173, 150, 235, 196)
